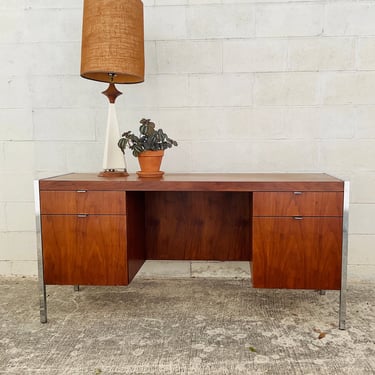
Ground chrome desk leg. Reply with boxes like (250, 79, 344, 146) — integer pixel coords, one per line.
(339, 181, 350, 330)
(34, 180, 47, 323)
(74, 285, 80, 292)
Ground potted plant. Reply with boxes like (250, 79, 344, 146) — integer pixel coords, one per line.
(118, 118, 178, 177)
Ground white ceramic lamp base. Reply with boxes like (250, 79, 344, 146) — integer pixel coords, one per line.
(98, 103, 128, 177)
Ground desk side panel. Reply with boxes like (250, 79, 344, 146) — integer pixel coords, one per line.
(126, 192, 146, 282)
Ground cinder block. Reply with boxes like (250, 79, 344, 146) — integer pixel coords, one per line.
(0, 204, 6, 231)
(155, 0, 187, 5)
(0, 261, 12, 275)
(190, 140, 255, 173)
(254, 72, 319, 106)
(358, 37, 375, 70)
(24, 0, 81, 8)
(252, 140, 318, 172)
(30, 42, 80, 76)
(2, 142, 34, 172)
(0, 76, 31, 109)
(29, 76, 63, 108)
(0, 3, 26, 9)
(349, 203, 375, 235)
(61, 77, 103, 109)
(284, 107, 319, 140)
(11, 260, 38, 276)
(350, 171, 375, 203)
(325, 3, 375, 36)
(317, 106, 356, 139)
(185, 107, 286, 141)
(125, 153, 140, 174)
(0, 44, 31, 76)
(66, 142, 104, 173)
(159, 141, 192, 172)
(189, 0, 218, 4)
(323, 72, 375, 105)
(126, 75, 188, 108)
(144, 6, 187, 40)
(288, 37, 355, 71)
(323, 72, 356, 105)
(318, 140, 375, 171)
(348, 265, 375, 282)
(187, 107, 252, 140)
(0, 142, 4, 171)
(6, 202, 36, 232)
(33, 109, 96, 141)
(251, 108, 286, 139)
(349, 235, 375, 264)
(187, 4, 255, 39)
(30, 76, 100, 109)
(223, 38, 287, 73)
(284, 106, 356, 140)
(35, 142, 67, 171)
(25, 8, 81, 43)
(157, 40, 222, 74)
(0, 10, 26, 43)
(188, 74, 253, 107)
(0, 109, 33, 141)
(0, 232, 36, 261)
(256, 3, 323, 37)
(0, 173, 35, 201)
(153, 108, 193, 140)
(145, 41, 158, 75)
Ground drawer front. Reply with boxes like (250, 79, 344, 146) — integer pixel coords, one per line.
(253, 192, 343, 217)
(40, 191, 126, 214)
(252, 216, 342, 289)
(41, 214, 128, 285)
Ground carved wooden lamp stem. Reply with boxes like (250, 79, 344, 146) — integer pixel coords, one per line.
(102, 80, 122, 104)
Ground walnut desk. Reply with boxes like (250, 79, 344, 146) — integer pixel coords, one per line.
(34, 173, 349, 328)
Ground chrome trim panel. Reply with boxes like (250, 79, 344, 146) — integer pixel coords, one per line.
(339, 181, 350, 330)
(34, 180, 47, 323)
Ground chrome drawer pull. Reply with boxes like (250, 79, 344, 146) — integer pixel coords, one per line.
(293, 216, 303, 220)
(76, 190, 87, 193)
(293, 191, 303, 195)
(77, 214, 88, 218)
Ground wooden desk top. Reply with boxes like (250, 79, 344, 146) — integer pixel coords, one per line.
(39, 173, 344, 192)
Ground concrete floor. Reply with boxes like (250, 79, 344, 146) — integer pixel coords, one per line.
(1, 263, 374, 374)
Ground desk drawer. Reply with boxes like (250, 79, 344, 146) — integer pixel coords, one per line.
(252, 216, 342, 289)
(41, 214, 127, 285)
(253, 192, 343, 217)
(40, 191, 126, 214)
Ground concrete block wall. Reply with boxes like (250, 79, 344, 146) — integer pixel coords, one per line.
(0, 0, 374, 279)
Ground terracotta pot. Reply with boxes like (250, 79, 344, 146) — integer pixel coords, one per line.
(137, 150, 164, 178)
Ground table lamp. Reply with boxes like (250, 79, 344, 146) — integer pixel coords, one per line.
(80, 0, 144, 177)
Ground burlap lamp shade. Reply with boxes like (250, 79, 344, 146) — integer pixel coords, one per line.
(80, 0, 144, 84)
